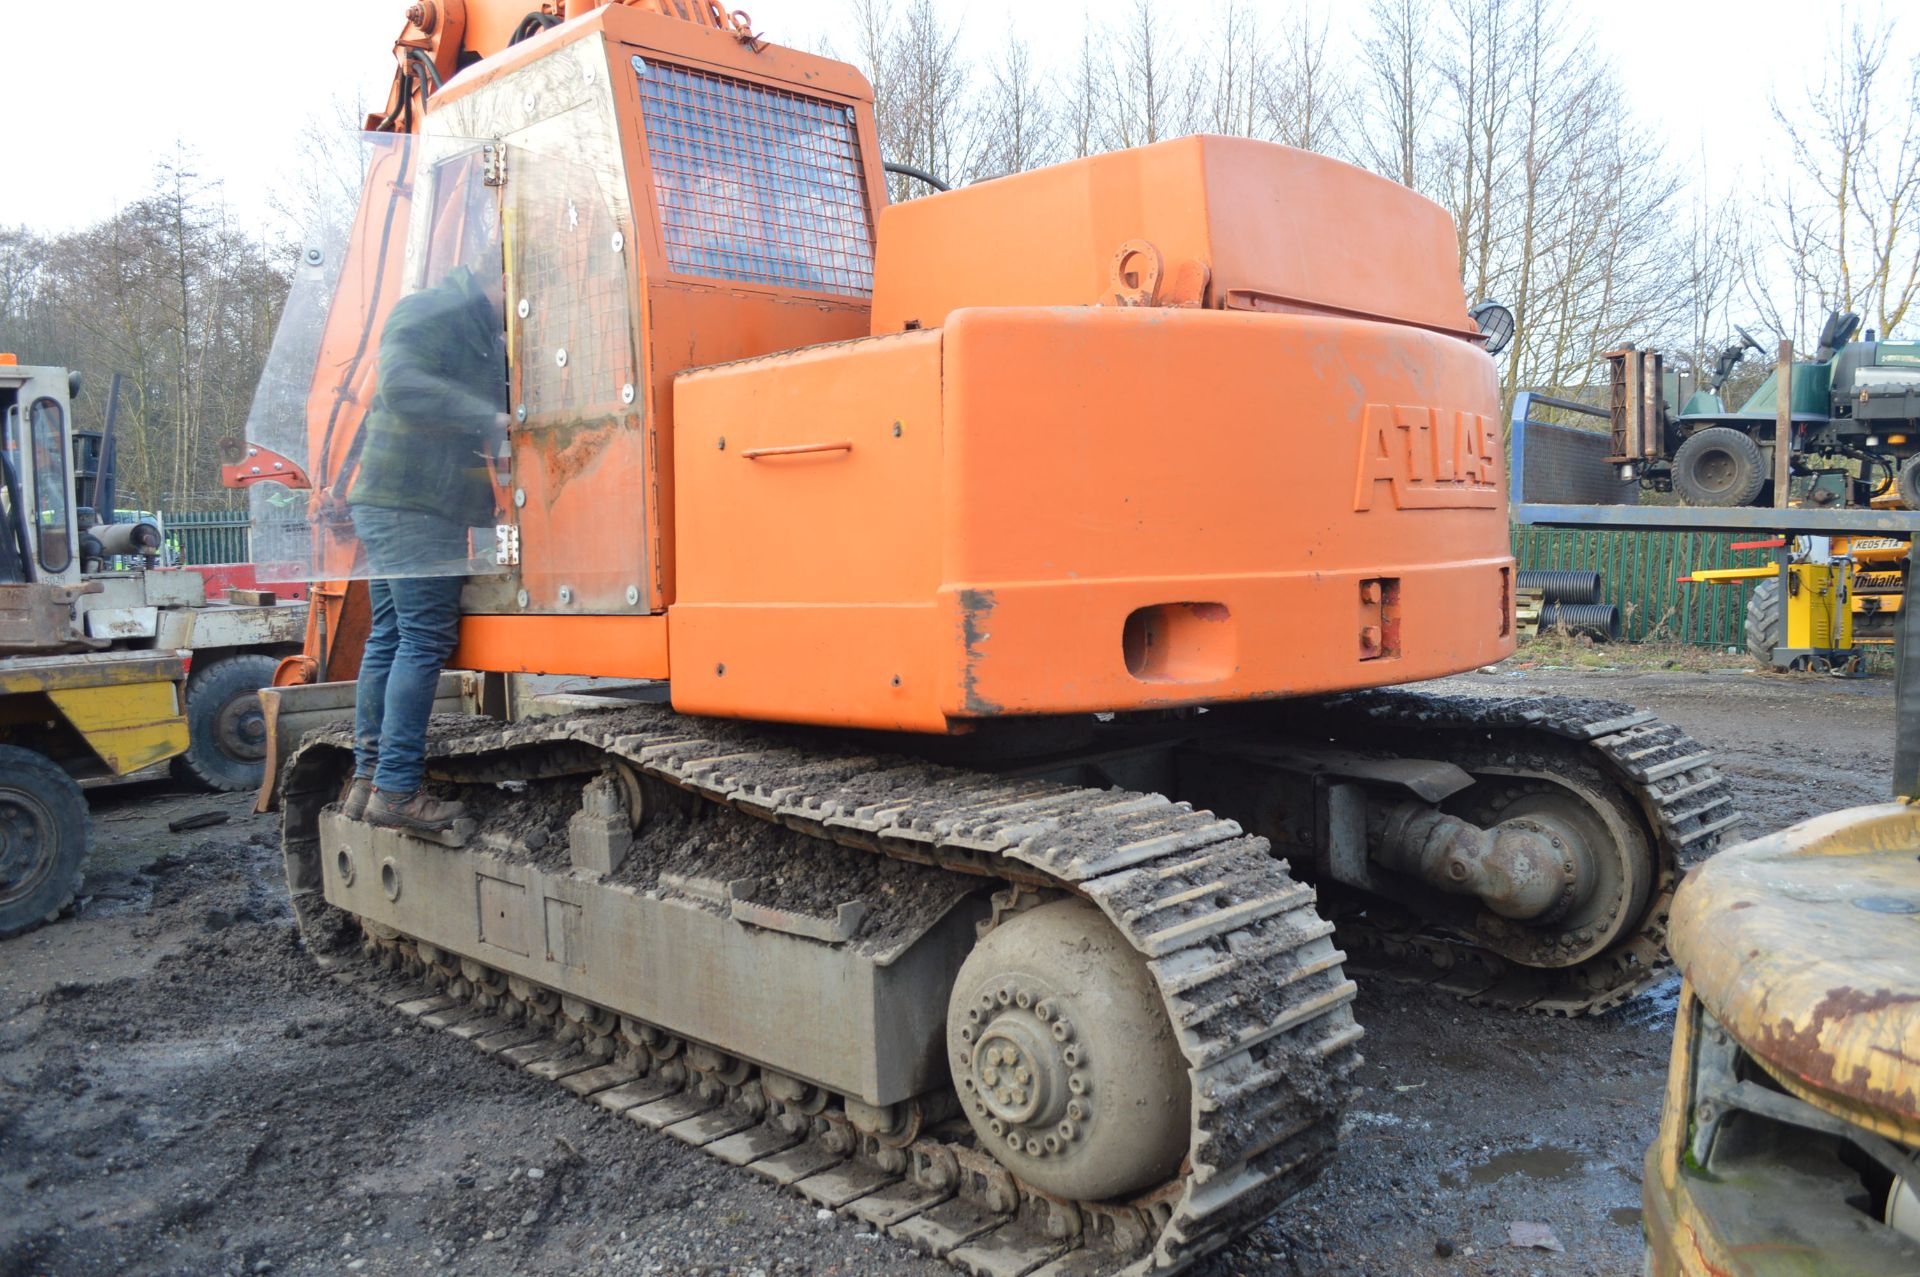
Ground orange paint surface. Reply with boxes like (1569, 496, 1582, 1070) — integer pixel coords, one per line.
(298, 9, 1517, 736)
(670, 306, 1512, 730)
(870, 136, 1477, 341)
(453, 613, 669, 678)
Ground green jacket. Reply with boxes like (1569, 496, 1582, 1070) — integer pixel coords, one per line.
(347, 266, 503, 526)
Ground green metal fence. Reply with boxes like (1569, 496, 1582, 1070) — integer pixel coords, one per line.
(164, 509, 250, 566)
(1512, 526, 1763, 648)
(148, 512, 1760, 646)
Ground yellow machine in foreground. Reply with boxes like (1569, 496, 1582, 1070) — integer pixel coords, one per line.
(1643, 803, 1920, 1272)
(1, 359, 191, 937)
(0, 650, 189, 937)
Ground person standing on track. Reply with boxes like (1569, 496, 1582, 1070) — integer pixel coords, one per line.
(339, 250, 507, 841)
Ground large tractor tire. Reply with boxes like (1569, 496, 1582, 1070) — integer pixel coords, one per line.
(1746, 578, 1782, 666)
(0, 745, 89, 939)
(170, 653, 280, 793)
(1897, 454, 1920, 510)
(1673, 427, 1767, 507)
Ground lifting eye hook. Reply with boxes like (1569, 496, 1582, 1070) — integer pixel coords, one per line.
(1107, 239, 1165, 308)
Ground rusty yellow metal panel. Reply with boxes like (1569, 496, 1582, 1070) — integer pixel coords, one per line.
(1641, 981, 1704, 1277)
(44, 681, 189, 775)
(0, 650, 186, 695)
(1667, 802, 1920, 1147)
(1647, 812, 1920, 1274)
(1, 649, 189, 777)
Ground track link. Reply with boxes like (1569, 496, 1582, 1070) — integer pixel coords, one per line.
(1297, 691, 1741, 1015)
(281, 708, 1364, 1275)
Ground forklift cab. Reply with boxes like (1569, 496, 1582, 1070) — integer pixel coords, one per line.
(0, 357, 79, 588)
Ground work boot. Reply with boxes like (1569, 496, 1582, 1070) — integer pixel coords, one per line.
(366, 789, 470, 844)
(339, 775, 374, 821)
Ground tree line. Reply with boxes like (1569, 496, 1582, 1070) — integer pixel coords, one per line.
(849, 0, 1920, 419)
(0, 0, 1912, 516)
(0, 155, 287, 514)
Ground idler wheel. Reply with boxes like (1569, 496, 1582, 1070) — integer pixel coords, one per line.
(946, 899, 1188, 1201)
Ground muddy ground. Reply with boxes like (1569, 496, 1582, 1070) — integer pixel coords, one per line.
(0, 662, 1894, 1277)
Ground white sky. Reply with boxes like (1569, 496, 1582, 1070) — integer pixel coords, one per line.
(3, 0, 1911, 237)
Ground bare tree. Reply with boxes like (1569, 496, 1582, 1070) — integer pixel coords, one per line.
(976, 39, 1057, 180)
(1106, 1, 1193, 149)
(1204, 2, 1269, 139)
(0, 150, 291, 514)
(1264, 6, 1348, 156)
(1357, 0, 1433, 187)
(846, 0, 978, 200)
(1063, 26, 1106, 159)
(1769, 16, 1920, 340)
(269, 96, 380, 252)
(1675, 178, 1749, 380)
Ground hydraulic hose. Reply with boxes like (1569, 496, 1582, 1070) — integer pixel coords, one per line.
(883, 161, 951, 193)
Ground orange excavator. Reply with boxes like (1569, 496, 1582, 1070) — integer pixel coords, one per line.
(233, 2, 1740, 1271)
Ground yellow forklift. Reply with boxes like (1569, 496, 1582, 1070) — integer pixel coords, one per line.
(1, 356, 189, 938)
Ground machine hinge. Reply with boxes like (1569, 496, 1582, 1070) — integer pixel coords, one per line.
(494, 523, 520, 566)
(482, 141, 508, 187)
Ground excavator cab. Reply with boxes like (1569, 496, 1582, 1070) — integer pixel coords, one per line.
(243, 22, 881, 620)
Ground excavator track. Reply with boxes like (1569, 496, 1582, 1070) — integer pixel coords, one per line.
(1294, 691, 1741, 1016)
(281, 708, 1366, 1276)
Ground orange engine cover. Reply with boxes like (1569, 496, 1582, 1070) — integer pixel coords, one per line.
(669, 302, 1514, 733)
(869, 136, 1478, 341)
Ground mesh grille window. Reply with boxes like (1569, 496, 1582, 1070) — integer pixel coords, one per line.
(634, 59, 874, 296)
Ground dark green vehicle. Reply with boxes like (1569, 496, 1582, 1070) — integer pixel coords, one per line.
(1612, 312, 1920, 508)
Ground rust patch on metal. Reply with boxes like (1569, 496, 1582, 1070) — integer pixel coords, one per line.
(1752, 984, 1920, 1120)
(528, 418, 618, 495)
(957, 588, 1002, 715)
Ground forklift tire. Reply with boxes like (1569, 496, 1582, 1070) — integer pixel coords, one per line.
(1673, 427, 1767, 507)
(1897, 455, 1920, 510)
(1745, 578, 1782, 666)
(0, 745, 89, 939)
(169, 653, 280, 793)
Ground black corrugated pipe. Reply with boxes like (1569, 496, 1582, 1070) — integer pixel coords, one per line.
(1539, 602, 1620, 642)
(1516, 569, 1604, 605)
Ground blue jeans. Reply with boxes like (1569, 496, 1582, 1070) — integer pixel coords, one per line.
(349, 505, 469, 795)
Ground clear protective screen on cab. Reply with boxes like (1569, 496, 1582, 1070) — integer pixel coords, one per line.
(245, 132, 510, 582)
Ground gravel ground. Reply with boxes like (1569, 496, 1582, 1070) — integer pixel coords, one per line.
(0, 662, 1893, 1277)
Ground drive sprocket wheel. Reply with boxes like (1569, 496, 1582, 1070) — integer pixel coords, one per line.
(1443, 743, 1654, 969)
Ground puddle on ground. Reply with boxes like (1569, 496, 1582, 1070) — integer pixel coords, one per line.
(1443, 1145, 1586, 1189)
(1613, 974, 1683, 1032)
(1610, 1206, 1645, 1229)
